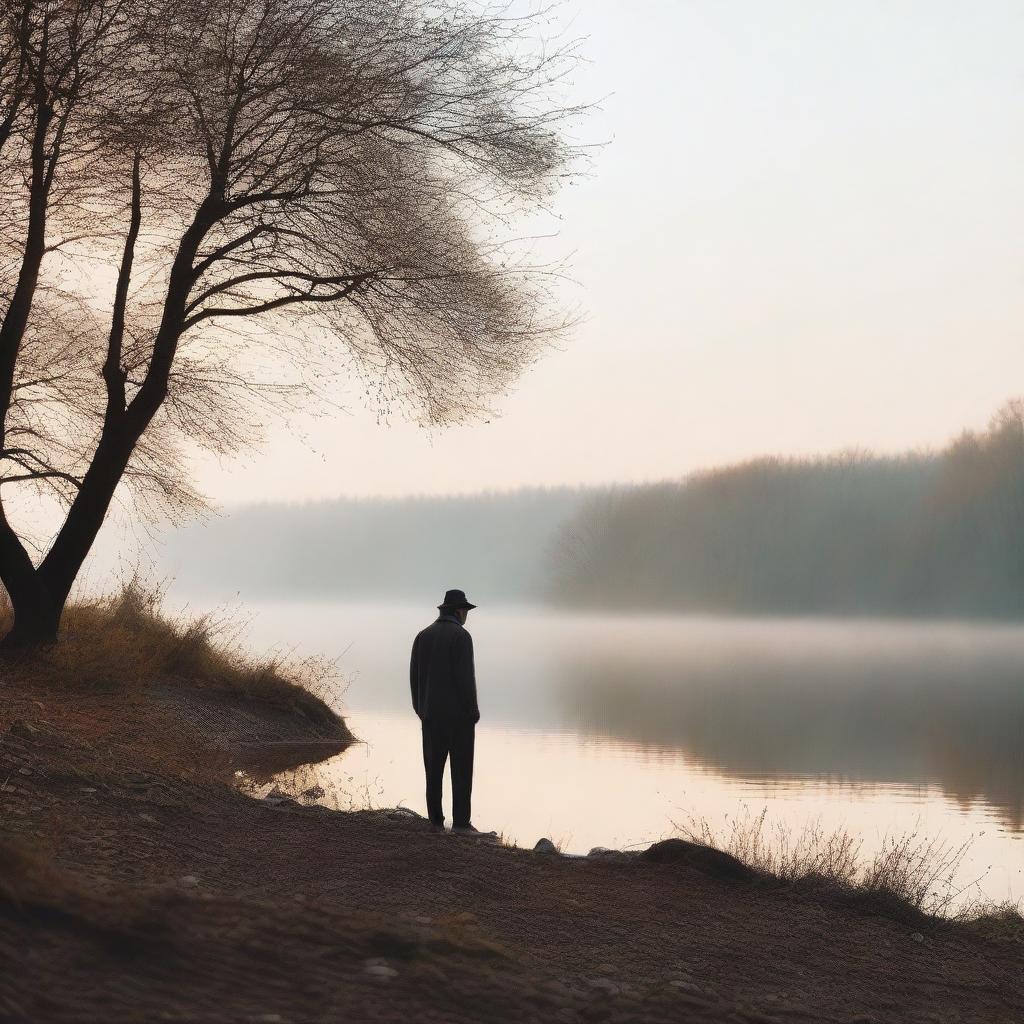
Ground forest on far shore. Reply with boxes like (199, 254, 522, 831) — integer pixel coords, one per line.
(159, 403, 1024, 619)
(554, 402, 1024, 617)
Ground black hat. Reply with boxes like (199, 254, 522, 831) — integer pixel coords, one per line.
(438, 589, 477, 611)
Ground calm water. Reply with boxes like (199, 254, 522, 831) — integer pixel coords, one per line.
(235, 602, 1024, 906)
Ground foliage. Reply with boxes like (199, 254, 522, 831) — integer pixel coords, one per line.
(0, 0, 585, 643)
(553, 401, 1024, 617)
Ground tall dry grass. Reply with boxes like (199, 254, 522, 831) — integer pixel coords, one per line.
(675, 806, 1020, 922)
(0, 581, 339, 725)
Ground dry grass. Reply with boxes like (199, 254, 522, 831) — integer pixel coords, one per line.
(0, 581, 340, 727)
(966, 902, 1024, 941)
(674, 806, 1022, 923)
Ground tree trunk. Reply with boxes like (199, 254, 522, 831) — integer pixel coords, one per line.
(0, 204, 214, 651)
(0, 501, 63, 648)
(1, 432, 136, 650)
(1, 579, 62, 648)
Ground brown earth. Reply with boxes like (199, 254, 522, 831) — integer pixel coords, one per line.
(1, 676, 1022, 1024)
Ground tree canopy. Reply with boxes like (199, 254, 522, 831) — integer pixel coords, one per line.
(0, 0, 584, 644)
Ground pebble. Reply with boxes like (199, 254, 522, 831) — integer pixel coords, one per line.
(910, 932, 924, 943)
(587, 847, 625, 859)
(364, 962, 399, 980)
(17, 767, 32, 776)
(139, 813, 157, 824)
(387, 806, 424, 820)
(178, 875, 200, 888)
(587, 978, 620, 996)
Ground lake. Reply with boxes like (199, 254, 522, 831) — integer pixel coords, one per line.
(231, 602, 1024, 907)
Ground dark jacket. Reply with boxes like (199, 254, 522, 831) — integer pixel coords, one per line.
(410, 613, 480, 723)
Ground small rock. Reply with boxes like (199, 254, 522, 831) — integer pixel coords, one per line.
(910, 932, 924, 943)
(178, 875, 200, 888)
(17, 767, 32, 776)
(364, 962, 398, 980)
(300, 785, 325, 800)
(139, 813, 157, 824)
(594, 963, 618, 975)
(80, 787, 97, 794)
(587, 978, 620, 996)
(263, 789, 298, 807)
(387, 806, 424, 820)
(9, 720, 38, 740)
(534, 837, 559, 854)
(587, 847, 625, 859)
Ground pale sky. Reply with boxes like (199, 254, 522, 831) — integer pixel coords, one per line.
(194, 0, 1024, 505)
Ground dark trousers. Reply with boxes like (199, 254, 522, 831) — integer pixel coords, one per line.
(421, 718, 475, 827)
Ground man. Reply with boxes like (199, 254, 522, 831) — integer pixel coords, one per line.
(410, 589, 494, 836)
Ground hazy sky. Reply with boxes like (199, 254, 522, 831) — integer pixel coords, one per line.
(195, 0, 1024, 504)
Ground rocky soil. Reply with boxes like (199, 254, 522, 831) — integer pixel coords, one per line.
(1, 677, 1022, 1023)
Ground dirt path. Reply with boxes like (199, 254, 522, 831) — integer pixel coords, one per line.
(1, 682, 1022, 1023)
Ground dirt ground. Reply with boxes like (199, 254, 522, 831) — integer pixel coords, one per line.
(1, 679, 1022, 1024)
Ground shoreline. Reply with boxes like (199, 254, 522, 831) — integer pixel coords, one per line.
(2, 673, 1022, 1022)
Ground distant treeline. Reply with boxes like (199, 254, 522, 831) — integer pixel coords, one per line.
(161, 404, 1024, 618)
(163, 487, 595, 605)
(550, 403, 1024, 617)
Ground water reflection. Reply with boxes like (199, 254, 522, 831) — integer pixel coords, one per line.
(549, 617, 1024, 830)
(233, 603, 1024, 897)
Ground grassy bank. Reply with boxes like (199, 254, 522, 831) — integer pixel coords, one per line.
(0, 582, 342, 727)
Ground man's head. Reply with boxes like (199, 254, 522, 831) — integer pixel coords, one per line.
(438, 589, 476, 623)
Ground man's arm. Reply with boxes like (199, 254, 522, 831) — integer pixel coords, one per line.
(410, 634, 421, 717)
(455, 630, 480, 723)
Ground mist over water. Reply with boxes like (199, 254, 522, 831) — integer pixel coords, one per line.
(162, 488, 592, 604)
(235, 602, 1024, 906)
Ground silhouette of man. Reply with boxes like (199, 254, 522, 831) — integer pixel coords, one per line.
(410, 589, 493, 836)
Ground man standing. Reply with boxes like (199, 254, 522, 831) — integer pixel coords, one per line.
(410, 589, 493, 836)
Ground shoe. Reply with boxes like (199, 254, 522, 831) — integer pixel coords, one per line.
(452, 824, 497, 838)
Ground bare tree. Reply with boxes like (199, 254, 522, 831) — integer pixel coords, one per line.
(0, 0, 584, 646)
